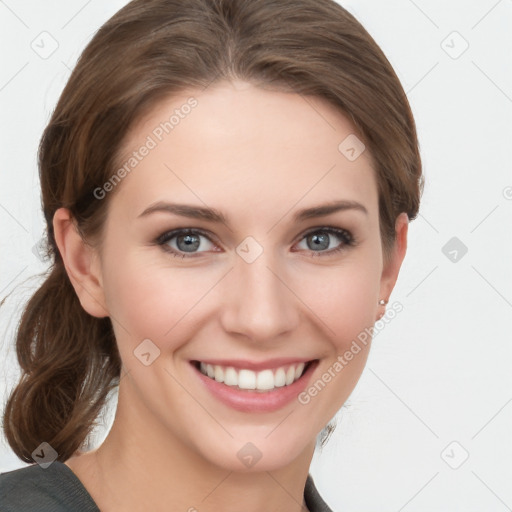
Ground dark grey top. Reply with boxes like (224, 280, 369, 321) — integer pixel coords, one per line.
(0, 461, 333, 511)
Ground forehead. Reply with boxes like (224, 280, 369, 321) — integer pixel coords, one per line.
(109, 79, 378, 225)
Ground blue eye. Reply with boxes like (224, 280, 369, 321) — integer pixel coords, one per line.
(156, 229, 216, 258)
(295, 227, 355, 257)
(156, 227, 355, 259)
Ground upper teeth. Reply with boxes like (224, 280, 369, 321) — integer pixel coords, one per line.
(199, 362, 307, 391)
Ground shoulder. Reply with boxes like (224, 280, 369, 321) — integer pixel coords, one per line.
(0, 461, 100, 512)
(304, 473, 335, 512)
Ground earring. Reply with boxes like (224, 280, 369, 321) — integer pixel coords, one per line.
(377, 298, 388, 320)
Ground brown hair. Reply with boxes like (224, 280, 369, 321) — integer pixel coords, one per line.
(2, 0, 423, 463)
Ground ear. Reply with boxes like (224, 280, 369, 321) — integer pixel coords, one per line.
(378, 212, 409, 313)
(53, 207, 109, 318)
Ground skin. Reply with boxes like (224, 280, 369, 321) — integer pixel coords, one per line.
(54, 79, 408, 512)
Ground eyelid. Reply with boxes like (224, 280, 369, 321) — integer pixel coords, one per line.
(291, 225, 356, 255)
(156, 225, 356, 258)
(295, 225, 353, 243)
(156, 227, 217, 245)
(156, 227, 221, 256)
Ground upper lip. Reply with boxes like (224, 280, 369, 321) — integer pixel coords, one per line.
(191, 358, 317, 372)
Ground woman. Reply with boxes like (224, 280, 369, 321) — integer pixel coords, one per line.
(0, 0, 422, 510)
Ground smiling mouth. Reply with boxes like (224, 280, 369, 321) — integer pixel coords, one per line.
(191, 360, 317, 392)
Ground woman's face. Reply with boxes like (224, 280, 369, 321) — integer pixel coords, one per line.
(78, 79, 406, 471)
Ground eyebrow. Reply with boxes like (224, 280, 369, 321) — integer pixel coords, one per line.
(137, 199, 368, 224)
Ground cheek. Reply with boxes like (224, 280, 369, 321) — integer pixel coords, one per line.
(294, 260, 380, 419)
(296, 257, 381, 347)
(101, 248, 214, 351)
(101, 231, 382, 357)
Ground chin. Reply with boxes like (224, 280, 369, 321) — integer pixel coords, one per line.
(194, 430, 313, 473)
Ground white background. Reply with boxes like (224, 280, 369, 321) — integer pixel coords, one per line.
(1, 1, 511, 510)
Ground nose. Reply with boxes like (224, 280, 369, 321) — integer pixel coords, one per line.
(219, 246, 300, 344)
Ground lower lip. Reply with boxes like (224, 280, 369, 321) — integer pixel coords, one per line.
(191, 360, 319, 413)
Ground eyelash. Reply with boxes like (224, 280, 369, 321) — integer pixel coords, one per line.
(155, 226, 357, 259)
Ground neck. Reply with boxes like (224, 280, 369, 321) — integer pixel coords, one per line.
(75, 379, 315, 512)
